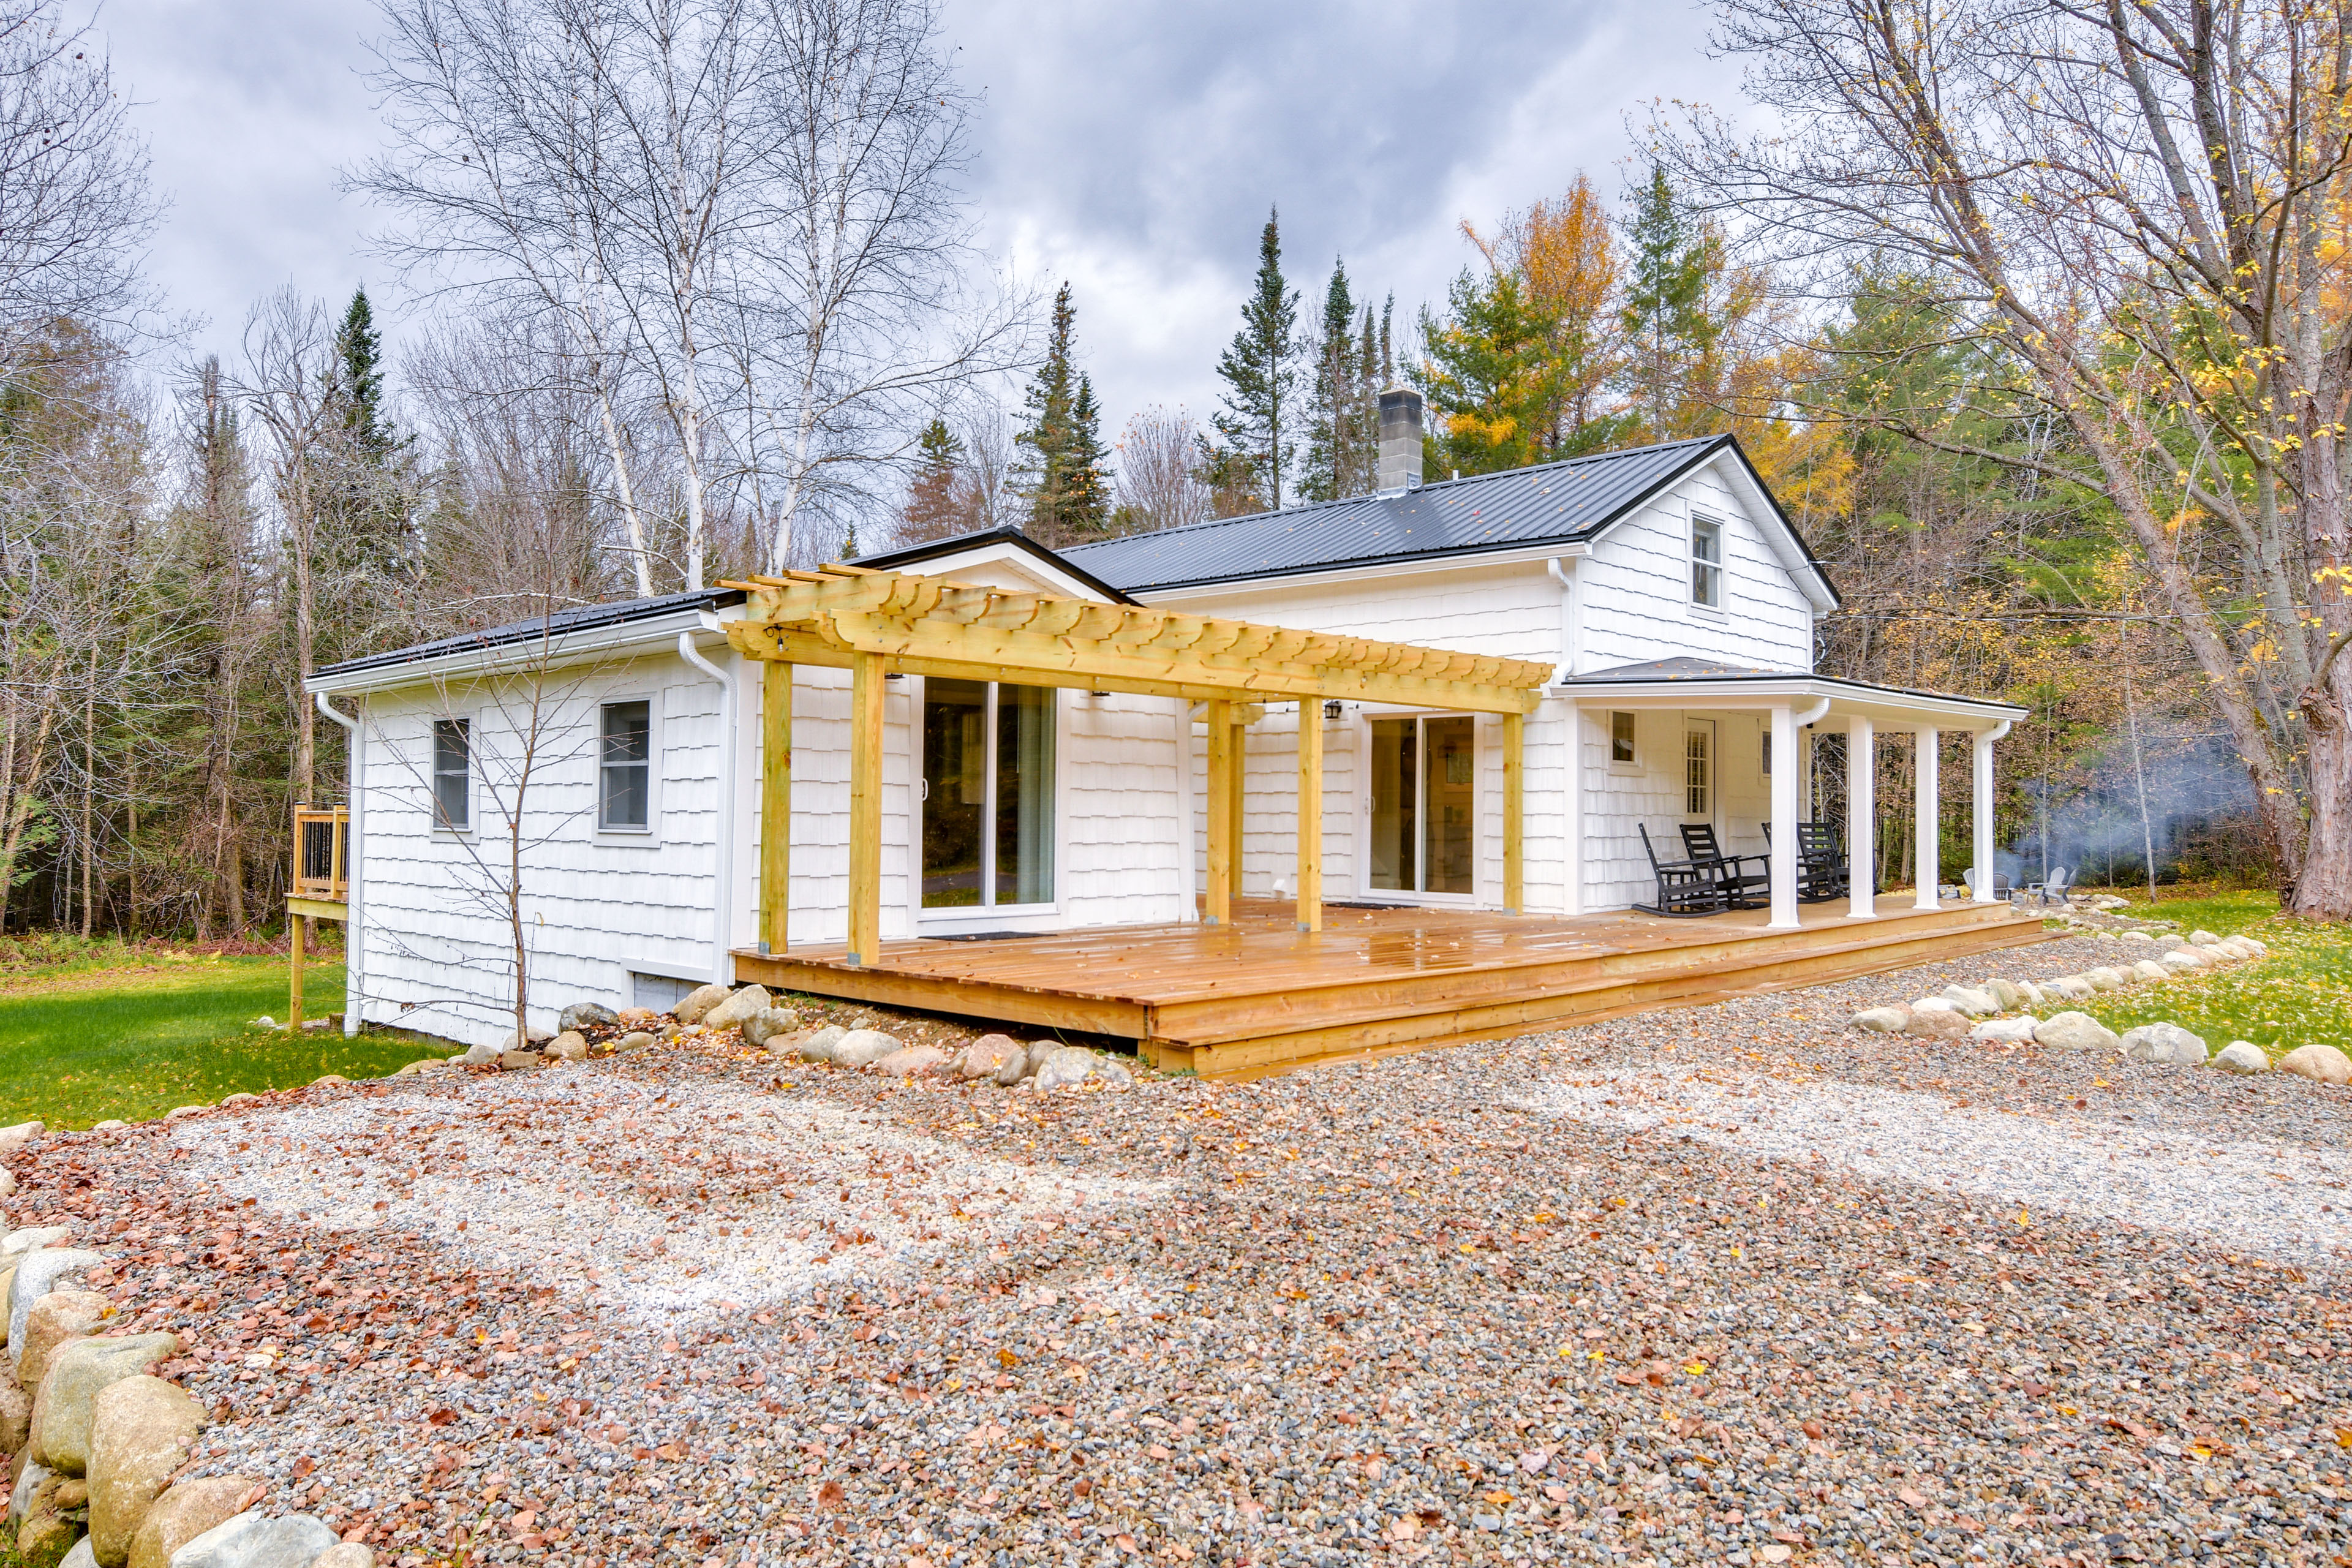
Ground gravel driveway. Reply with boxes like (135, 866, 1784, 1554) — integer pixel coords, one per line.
(10, 932, 2350, 1567)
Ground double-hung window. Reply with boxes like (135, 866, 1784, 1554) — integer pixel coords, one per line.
(1691, 515, 1724, 608)
(431, 719, 472, 831)
(600, 700, 652, 831)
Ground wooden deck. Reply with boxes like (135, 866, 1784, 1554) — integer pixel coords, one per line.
(734, 896, 2052, 1080)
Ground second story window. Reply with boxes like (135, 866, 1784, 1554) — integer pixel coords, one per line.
(1691, 516, 1724, 608)
(432, 718, 471, 831)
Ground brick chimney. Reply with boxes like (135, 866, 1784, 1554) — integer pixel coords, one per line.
(1377, 386, 1423, 493)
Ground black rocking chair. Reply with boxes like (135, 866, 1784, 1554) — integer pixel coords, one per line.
(1678, 822, 1771, 910)
(1635, 823, 1730, 918)
(1763, 821, 1852, 903)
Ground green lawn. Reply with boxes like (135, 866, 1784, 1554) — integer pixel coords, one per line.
(0, 957, 454, 1129)
(2067, 890, 2352, 1059)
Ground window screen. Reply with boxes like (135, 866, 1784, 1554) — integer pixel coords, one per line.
(600, 700, 652, 830)
(431, 719, 470, 831)
(1691, 516, 1723, 607)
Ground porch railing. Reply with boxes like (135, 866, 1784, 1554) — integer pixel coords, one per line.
(293, 807, 349, 903)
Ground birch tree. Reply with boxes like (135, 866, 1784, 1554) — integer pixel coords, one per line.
(1662, 0, 2352, 919)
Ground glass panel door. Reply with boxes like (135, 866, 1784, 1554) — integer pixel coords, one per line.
(922, 679, 1056, 910)
(921, 679, 987, 907)
(995, 683, 1055, 905)
(1367, 718, 1417, 891)
(1423, 716, 1476, 894)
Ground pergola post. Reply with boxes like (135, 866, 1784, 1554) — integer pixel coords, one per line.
(1846, 715, 1876, 919)
(1767, 703, 1801, 929)
(1205, 699, 1234, 926)
(1502, 709, 1525, 914)
(1914, 726, 1940, 910)
(1295, 701, 1322, 932)
(846, 652, 884, 965)
(760, 663, 792, 954)
(1562, 703, 1584, 918)
(1972, 727, 1997, 903)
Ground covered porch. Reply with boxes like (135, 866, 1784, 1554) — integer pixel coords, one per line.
(735, 894, 2048, 1079)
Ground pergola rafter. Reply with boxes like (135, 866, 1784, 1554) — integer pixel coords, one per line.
(719, 565, 1550, 963)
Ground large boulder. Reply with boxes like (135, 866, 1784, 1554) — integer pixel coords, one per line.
(495, 1051, 541, 1073)
(673, 984, 733, 1025)
(741, 1008, 801, 1048)
(782, 1023, 846, 1063)
(10, 1460, 51, 1525)
(162, 1510, 337, 1568)
(1031, 1047, 1104, 1091)
(1981, 979, 2024, 1011)
(125, 1477, 258, 1568)
(2130, 960, 2171, 982)
(1902, 1007, 1970, 1041)
(2034, 1012, 2119, 1052)
(1849, 1006, 1910, 1034)
(311, 1548, 375, 1568)
(2120, 1022, 2207, 1066)
(456, 1044, 500, 1067)
(541, 1031, 588, 1063)
(9, 1252, 104, 1356)
(2041, 976, 2094, 1001)
(831, 1029, 902, 1069)
(0, 1362, 29, 1452)
(1, 1231, 74, 1265)
(1938, 986, 1999, 1017)
(31, 1335, 179, 1476)
(1970, 1016, 2040, 1044)
(62, 1539, 96, 1568)
(18, 1292, 109, 1391)
(2083, 967, 2127, 990)
(2238, 935, 2269, 956)
(0, 1123, 43, 1154)
(2189, 928, 2222, 946)
(497, 1024, 552, 1049)
(2212, 1041, 2271, 1075)
(871, 1045, 949, 1076)
(2279, 1044, 2352, 1085)
(86, 1376, 202, 1567)
(957, 1034, 1026, 1077)
(13, 1467, 75, 1566)
(556, 1001, 618, 1033)
(702, 985, 775, 1031)
(2158, 950, 2204, 971)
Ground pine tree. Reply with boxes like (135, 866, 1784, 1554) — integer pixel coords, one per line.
(1300, 259, 1360, 503)
(324, 287, 417, 589)
(1208, 207, 1300, 511)
(1014, 283, 1112, 544)
(1619, 167, 1716, 442)
(901, 415, 966, 543)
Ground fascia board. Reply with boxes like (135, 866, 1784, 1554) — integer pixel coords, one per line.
(1129, 540, 1591, 606)
(900, 541, 1118, 602)
(305, 608, 726, 696)
(1551, 676, 2027, 728)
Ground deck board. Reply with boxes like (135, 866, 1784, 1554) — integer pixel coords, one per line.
(735, 897, 2052, 1079)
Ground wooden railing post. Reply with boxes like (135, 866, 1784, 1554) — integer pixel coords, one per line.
(760, 662, 792, 954)
(288, 914, 304, 1031)
(848, 652, 884, 965)
(1205, 699, 1234, 926)
(1297, 699, 1322, 932)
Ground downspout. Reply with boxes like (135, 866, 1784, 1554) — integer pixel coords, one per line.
(314, 692, 363, 1038)
(679, 632, 738, 988)
(1546, 557, 1579, 683)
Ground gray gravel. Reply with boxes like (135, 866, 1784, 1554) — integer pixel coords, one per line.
(3, 930, 2348, 1567)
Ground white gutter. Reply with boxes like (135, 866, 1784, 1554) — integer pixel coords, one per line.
(306, 606, 733, 698)
(1546, 556, 1580, 682)
(314, 693, 364, 1039)
(677, 630, 738, 990)
(1983, 719, 2014, 741)
(1793, 696, 1833, 728)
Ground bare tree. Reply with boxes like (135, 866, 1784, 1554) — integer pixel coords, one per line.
(0, 0, 161, 365)
(1113, 405, 1209, 535)
(1661, 0, 2352, 918)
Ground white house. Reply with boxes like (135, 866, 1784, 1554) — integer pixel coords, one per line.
(308, 396, 2026, 1047)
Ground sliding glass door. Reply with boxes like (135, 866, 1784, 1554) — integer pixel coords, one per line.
(1366, 714, 1476, 896)
(921, 679, 1055, 909)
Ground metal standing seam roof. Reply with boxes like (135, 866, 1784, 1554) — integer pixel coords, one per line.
(1060, 434, 1831, 597)
(315, 587, 747, 678)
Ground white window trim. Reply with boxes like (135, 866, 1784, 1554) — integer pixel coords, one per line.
(427, 712, 477, 842)
(1683, 718, 1716, 822)
(1351, 706, 1480, 907)
(592, 688, 665, 847)
(1606, 710, 1642, 777)
(1687, 507, 1729, 621)
(909, 673, 1065, 929)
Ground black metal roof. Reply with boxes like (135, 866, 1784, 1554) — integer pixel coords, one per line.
(1060, 434, 1836, 598)
(316, 588, 746, 677)
(845, 525, 1140, 605)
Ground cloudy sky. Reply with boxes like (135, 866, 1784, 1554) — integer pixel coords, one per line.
(97, 0, 1743, 448)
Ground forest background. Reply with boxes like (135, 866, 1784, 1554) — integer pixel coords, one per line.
(0, 0, 2331, 942)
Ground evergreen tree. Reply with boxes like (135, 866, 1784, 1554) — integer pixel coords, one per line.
(323, 287, 417, 590)
(1013, 283, 1112, 544)
(901, 414, 965, 543)
(1300, 259, 1359, 503)
(1207, 207, 1300, 511)
(1619, 167, 1717, 441)
(337, 288, 394, 461)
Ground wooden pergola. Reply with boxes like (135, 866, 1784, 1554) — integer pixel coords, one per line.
(720, 565, 1554, 965)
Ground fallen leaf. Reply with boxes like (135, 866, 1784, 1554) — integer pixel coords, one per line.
(1899, 1486, 1928, 1508)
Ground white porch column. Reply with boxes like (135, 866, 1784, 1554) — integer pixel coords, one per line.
(1914, 726, 1940, 910)
(1562, 701, 1585, 917)
(1972, 727, 1998, 902)
(1846, 715, 1875, 919)
(1768, 703, 1800, 929)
